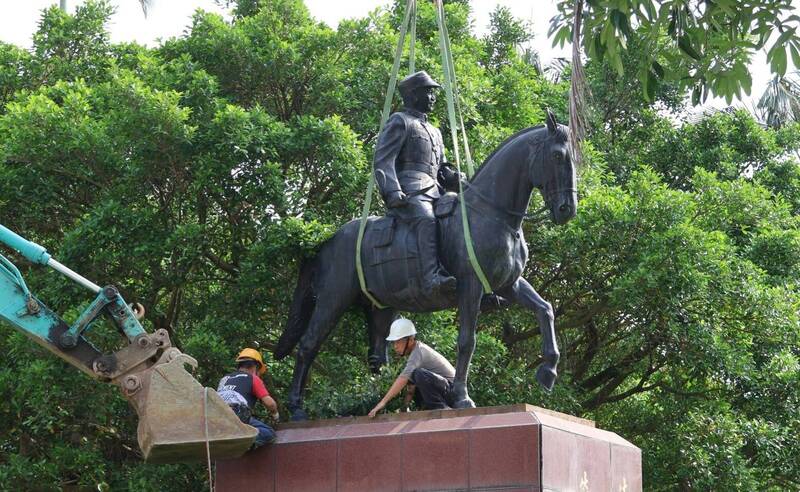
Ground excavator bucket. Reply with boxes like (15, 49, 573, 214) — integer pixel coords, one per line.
(126, 352, 257, 463)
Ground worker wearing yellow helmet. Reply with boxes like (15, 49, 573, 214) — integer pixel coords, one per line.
(217, 348, 280, 448)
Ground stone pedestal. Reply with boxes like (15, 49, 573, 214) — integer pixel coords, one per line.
(216, 404, 641, 492)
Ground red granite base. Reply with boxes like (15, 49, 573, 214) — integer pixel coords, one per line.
(215, 404, 641, 492)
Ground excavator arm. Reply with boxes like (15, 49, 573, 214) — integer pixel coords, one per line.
(0, 224, 256, 463)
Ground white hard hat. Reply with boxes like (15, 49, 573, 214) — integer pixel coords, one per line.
(386, 318, 417, 341)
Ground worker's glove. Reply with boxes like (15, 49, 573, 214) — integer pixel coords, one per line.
(385, 190, 408, 208)
(271, 411, 280, 421)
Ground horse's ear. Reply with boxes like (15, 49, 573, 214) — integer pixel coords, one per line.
(546, 109, 558, 134)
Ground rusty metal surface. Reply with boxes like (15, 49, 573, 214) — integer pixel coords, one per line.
(129, 352, 257, 463)
(98, 332, 257, 463)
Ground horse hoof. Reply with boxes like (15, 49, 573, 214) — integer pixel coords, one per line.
(536, 364, 557, 392)
(290, 408, 309, 421)
(452, 397, 476, 409)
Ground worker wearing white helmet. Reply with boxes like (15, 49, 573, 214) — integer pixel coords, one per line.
(368, 318, 456, 417)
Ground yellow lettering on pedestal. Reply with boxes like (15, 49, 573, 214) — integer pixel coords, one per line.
(580, 470, 589, 491)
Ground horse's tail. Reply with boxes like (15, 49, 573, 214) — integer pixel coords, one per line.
(274, 258, 316, 360)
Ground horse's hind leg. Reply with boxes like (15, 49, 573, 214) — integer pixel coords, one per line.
(366, 307, 396, 373)
(498, 277, 560, 391)
(287, 297, 351, 421)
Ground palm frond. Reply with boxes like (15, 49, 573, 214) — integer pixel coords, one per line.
(523, 48, 543, 75)
(756, 72, 800, 128)
(139, 0, 153, 18)
(568, 0, 587, 166)
(545, 57, 570, 83)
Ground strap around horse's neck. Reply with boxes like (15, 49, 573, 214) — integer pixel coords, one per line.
(462, 181, 546, 220)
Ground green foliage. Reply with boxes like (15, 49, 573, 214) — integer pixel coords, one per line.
(585, 31, 685, 140)
(30, 1, 116, 85)
(0, 0, 799, 490)
(482, 5, 532, 72)
(521, 164, 800, 489)
(0, 43, 30, 111)
(161, 2, 341, 120)
(599, 108, 791, 187)
(552, 0, 800, 104)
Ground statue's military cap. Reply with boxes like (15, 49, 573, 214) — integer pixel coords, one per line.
(398, 70, 441, 97)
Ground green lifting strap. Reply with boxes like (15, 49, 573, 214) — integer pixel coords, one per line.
(355, 0, 416, 308)
(409, 0, 416, 75)
(440, 5, 477, 178)
(435, 0, 492, 294)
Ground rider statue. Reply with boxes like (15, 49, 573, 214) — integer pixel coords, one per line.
(373, 70, 461, 297)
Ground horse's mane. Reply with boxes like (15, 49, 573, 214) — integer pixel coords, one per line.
(468, 124, 538, 181)
(469, 123, 571, 181)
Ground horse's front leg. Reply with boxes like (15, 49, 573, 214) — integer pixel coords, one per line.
(498, 277, 560, 391)
(451, 277, 483, 409)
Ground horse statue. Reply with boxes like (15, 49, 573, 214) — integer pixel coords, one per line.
(274, 111, 577, 420)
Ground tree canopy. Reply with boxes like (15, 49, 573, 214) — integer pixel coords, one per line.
(552, 0, 800, 104)
(0, 1, 798, 490)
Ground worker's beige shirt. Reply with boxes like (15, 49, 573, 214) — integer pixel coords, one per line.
(400, 341, 455, 381)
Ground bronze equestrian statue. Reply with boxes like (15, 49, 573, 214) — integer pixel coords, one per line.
(275, 71, 577, 421)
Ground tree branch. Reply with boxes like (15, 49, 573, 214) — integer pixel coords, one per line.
(203, 249, 240, 275)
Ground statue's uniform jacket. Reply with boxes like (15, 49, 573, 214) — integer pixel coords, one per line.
(373, 108, 447, 220)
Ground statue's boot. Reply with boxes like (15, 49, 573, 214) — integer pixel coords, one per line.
(417, 218, 456, 296)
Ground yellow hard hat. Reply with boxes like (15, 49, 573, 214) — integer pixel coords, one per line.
(236, 348, 266, 375)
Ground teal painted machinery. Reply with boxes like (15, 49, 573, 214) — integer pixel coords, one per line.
(0, 224, 257, 463)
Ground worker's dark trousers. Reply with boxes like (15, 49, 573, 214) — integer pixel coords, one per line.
(411, 368, 453, 410)
(249, 417, 276, 447)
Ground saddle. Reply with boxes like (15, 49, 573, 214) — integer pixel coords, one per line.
(361, 193, 459, 309)
(434, 192, 458, 218)
(361, 217, 420, 301)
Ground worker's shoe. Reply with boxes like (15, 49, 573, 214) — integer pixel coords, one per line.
(250, 436, 277, 450)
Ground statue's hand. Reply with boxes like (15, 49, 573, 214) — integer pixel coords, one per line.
(438, 164, 465, 192)
(386, 190, 408, 208)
